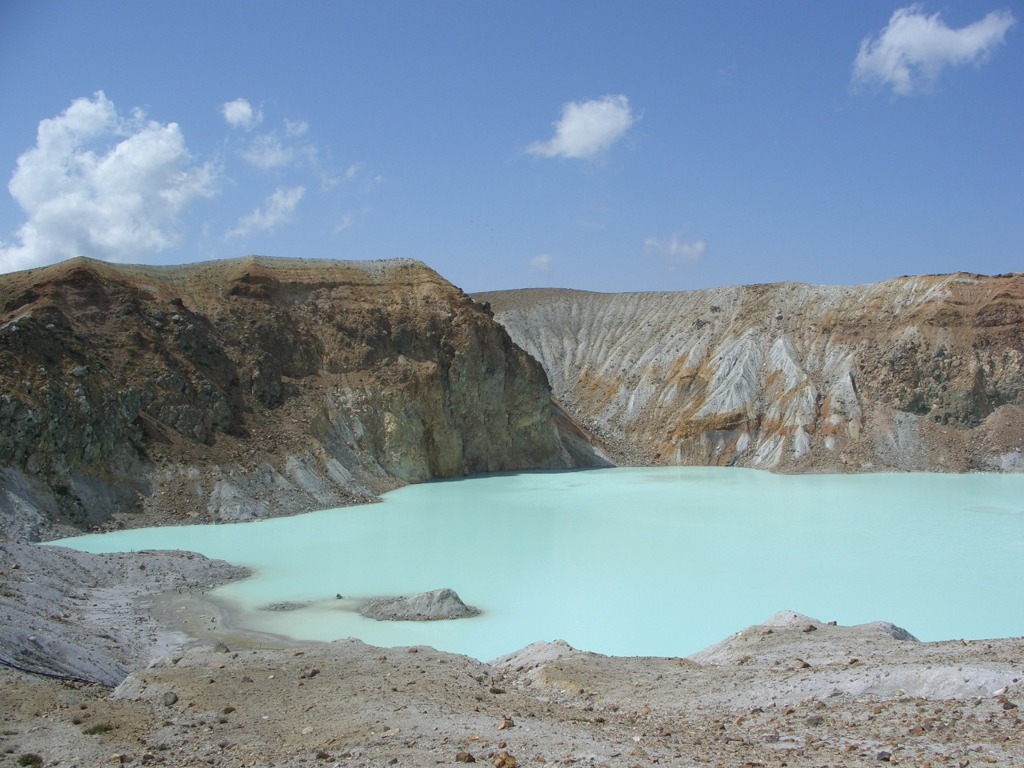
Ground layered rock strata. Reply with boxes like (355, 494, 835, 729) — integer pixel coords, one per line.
(478, 272, 1024, 471)
(0, 256, 604, 539)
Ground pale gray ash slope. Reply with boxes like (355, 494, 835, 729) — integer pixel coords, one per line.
(479, 272, 1024, 472)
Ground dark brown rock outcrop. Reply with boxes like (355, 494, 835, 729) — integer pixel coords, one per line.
(479, 272, 1024, 472)
(0, 256, 605, 539)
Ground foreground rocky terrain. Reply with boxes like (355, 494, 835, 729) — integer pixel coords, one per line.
(1, 541, 1021, 768)
(0, 257, 605, 541)
(479, 272, 1024, 471)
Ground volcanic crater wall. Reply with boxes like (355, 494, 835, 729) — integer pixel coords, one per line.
(479, 273, 1024, 472)
(0, 256, 604, 540)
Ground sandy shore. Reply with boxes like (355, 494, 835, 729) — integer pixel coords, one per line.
(1, 539, 1022, 767)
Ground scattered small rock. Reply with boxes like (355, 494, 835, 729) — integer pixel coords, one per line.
(455, 751, 476, 763)
(162, 691, 178, 707)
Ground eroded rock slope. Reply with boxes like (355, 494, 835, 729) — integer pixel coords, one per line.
(0, 256, 604, 539)
(479, 273, 1024, 471)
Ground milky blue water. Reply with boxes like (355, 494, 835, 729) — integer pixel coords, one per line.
(53, 467, 1024, 660)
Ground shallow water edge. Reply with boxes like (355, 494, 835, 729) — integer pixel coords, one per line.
(54, 467, 1024, 660)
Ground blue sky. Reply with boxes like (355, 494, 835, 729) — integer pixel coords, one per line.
(1, 2, 1020, 293)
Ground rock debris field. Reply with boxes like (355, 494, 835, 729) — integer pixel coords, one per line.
(2, 540, 1023, 767)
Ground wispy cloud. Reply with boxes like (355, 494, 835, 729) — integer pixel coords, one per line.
(853, 5, 1016, 95)
(241, 133, 295, 169)
(528, 253, 555, 275)
(222, 99, 318, 171)
(0, 91, 216, 273)
(284, 119, 309, 137)
(527, 95, 635, 160)
(645, 234, 706, 270)
(222, 98, 263, 130)
(219, 101, 372, 239)
(227, 186, 305, 238)
(334, 207, 370, 234)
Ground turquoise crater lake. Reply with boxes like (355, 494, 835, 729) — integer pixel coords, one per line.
(55, 467, 1024, 660)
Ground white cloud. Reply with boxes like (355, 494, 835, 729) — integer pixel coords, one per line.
(645, 234, 706, 270)
(853, 5, 1016, 95)
(0, 91, 216, 273)
(334, 207, 370, 234)
(222, 98, 263, 129)
(527, 95, 635, 160)
(335, 211, 357, 233)
(223, 102, 317, 173)
(321, 162, 360, 190)
(238, 116, 319, 171)
(227, 185, 305, 238)
(241, 133, 294, 169)
(529, 253, 555, 274)
(284, 119, 309, 137)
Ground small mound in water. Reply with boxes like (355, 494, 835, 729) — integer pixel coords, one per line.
(358, 588, 480, 621)
(262, 601, 311, 612)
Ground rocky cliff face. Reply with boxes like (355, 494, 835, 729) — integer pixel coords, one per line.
(479, 273, 1024, 472)
(0, 257, 604, 540)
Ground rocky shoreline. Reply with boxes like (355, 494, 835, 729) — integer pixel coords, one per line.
(1, 539, 1022, 767)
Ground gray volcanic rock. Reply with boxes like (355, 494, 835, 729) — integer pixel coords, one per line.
(0, 256, 605, 539)
(479, 272, 1024, 471)
(0, 538, 245, 686)
(358, 588, 480, 621)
